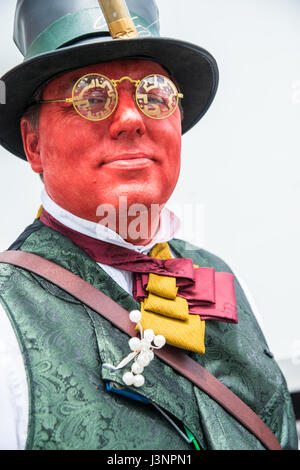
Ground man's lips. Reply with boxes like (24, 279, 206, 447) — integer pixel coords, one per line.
(101, 153, 155, 169)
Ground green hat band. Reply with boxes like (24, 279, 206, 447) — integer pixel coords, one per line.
(25, 7, 159, 60)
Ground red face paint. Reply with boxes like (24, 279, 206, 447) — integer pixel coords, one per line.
(34, 60, 182, 243)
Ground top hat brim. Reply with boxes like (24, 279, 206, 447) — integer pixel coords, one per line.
(0, 35, 219, 160)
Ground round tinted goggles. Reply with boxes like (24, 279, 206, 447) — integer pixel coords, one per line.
(40, 73, 184, 121)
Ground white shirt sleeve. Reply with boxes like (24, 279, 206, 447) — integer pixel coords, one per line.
(0, 302, 28, 450)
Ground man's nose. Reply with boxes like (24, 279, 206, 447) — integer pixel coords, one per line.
(109, 90, 146, 139)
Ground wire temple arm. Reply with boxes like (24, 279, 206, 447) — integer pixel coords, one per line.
(39, 98, 73, 104)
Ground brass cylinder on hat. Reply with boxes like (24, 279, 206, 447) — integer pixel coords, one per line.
(98, 0, 138, 39)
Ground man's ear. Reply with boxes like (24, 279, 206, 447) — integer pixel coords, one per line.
(20, 116, 43, 173)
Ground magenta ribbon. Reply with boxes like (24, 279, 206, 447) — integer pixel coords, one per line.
(134, 268, 238, 323)
(40, 209, 238, 323)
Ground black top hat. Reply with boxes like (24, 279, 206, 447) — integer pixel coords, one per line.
(0, 0, 219, 161)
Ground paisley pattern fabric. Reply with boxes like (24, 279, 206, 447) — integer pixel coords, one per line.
(0, 222, 297, 450)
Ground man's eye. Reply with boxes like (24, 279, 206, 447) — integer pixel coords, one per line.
(88, 98, 106, 105)
(147, 94, 166, 105)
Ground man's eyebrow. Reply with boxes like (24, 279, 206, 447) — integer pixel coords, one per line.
(36, 75, 79, 100)
(61, 76, 79, 95)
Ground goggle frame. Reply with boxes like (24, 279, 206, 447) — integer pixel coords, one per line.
(39, 73, 184, 121)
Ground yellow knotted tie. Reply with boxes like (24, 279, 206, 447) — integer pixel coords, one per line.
(37, 204, 205, 354)
(138, 243, 205, 354)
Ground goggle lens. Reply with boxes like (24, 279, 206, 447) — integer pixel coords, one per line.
(136, 75, 179, 119)
(72, 74, 117, 121)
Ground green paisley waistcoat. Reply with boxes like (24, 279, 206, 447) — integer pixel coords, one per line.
(0, 221, 297, 450)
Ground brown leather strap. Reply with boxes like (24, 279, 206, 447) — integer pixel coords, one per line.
(0, 250, 282, 450)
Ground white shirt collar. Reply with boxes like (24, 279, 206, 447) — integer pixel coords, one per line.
(41, 189, 180, 255)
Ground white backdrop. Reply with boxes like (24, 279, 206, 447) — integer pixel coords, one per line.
(0, 0, 300, 367)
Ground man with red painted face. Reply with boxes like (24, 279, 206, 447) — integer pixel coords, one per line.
(22, 60, 182, 243)
(0, 0, 297, 451)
